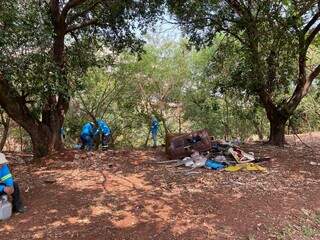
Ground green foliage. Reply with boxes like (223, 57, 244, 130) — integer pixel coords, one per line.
(168, 1, 303, 95)
(167, 1, 320, 145)
(62, 33, 320, 147)
(64, 38, 192, 147)
(1, 1, 320, 150)
(0, 0, 164, 118)
(63, 39, 272, 146)
(289, 90, 320, 133)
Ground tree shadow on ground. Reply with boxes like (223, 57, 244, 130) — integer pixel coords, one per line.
(1, 143, 320, 240)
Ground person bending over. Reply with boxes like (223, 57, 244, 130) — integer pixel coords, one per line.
(80, 122, 96, 150)
(95, 119, 111, 149)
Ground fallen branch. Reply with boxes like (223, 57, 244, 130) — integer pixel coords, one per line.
(153, 160, 180, 164)
(290, 127, 317, 159)
(293, 132, 313, 150)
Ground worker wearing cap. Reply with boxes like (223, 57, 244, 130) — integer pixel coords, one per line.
(0, 152, 25, 213)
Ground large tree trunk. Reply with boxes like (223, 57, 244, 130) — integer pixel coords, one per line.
(0, 0, 104, 158)
(0, 74, 65, 158)
(231, 2, 320, 148)
(268, 117, 287, 146)
(258, 88, 290, 147)
(40, 14, 69, 153)
(0, 115, 10, 151)
(2, 3, 69, 158)
(29, 126, 52, 157)
(42, 96, 66, 152)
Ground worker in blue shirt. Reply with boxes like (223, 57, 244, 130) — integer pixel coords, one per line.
(95, 119, 111, 149)
(150, 116, 159, 147)
(0, 153, 25, 213)
(80, 122, 96, 150)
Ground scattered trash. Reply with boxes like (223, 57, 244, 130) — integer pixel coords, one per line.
(214, 155, 226, 162)
(0, 195, 12, 220)
(227, 147, 255, 163)
(179, 157, 194, 167)
(224, 163, 267, 172)
(205, 160, 226, 170)
(189, 150, 207, 168)
(161, 131, 269, 175)
(171, 150, 207, 169)
(166, 129, 212, 159)
(252, 157, 272, 163)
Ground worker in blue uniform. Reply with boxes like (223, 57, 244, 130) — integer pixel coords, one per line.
(0, 153, 25, 213)
(95, 119, 111, 149)
(80, 122, 96, 150)
(150, 116, 159, 147)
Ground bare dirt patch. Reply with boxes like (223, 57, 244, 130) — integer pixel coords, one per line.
(1, 133, 320, 239)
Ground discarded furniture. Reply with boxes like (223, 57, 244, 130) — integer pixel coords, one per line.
(166, 129, 212, 159)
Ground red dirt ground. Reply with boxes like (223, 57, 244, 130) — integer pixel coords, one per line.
(1, 133, 320, 240)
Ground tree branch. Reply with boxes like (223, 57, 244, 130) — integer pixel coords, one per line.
(66, 18, 98, 33)
(257, 88, 277, 113)
(0, 112, 5, 125)
(297, 1, 319, 17)
(305, 22, 320, 48)
(225, 0, 245, 16)
(303, 10, 320, 34)
(286, 64, 319, 114)
(61, 0, 88, 20)
(67, 0, 102, 24)
(49, 0, 60, 24)
(309, 64, 320, 82)
(0, 74, 41, 131)
(78, 93, 97, 123)
(100, 85, 126, 119)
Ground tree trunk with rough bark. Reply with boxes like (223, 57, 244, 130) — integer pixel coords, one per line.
(241, 4, 320, 147)
(268, 117, 287, 146)
(28, 125, 53, 158)
(144, 128, 151, 147)
(0, 0, 105, 158)
(0, 35, 67, 158)
(0, 115, 10, 151)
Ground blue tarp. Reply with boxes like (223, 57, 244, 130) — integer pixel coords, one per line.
(205, 159, 226, 170)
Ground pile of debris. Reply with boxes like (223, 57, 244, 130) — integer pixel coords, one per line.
(164, 130, 270, 173)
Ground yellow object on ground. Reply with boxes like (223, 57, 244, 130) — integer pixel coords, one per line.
(224, 163, 267, 172)
(224, 165, 242, 172)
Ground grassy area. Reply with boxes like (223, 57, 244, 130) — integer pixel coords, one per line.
(274, 210, 320, 240)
